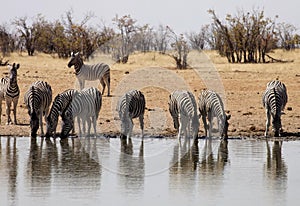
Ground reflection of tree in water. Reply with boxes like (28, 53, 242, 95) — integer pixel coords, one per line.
(264, 140, 287, 204)
(118, 138, 144, 195)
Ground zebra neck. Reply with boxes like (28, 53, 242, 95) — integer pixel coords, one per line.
(74, 62, 84, 75)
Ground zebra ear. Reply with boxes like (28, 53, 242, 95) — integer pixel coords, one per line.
(16, 63, 20, 69)
(226, 114, 231, 120)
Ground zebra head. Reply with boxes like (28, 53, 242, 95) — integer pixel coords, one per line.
(61, 110, 74, 138)
(8, 63, 19, 84)
(67, 52, 82, 68)
(220, 114, 231, 139)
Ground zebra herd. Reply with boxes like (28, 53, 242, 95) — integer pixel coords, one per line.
(0, 54, 289, 140)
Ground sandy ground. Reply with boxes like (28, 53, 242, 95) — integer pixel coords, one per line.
(0, 50, 299, 139)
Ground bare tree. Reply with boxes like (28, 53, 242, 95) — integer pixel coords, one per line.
(153, 24, 170, 54)
(276, 22, 297, 50)
(112, 14, 137, 63)
(13, 16, 40, 56)
(167, 26, 190, 69)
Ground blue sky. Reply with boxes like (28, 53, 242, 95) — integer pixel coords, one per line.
(2, 0, 299, 33)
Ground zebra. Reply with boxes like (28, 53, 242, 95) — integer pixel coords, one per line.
(117, 90, 145, 139)
(262, 80, 288, 137)
(168, 90, 199, 141)
(198, 89, 231, 139)
(46, 89, 78, 138)
(67, 52, 111, 96)
(61, 87, 102, 138)
(24, 81, 52, 138)
(0, 63, 20, 125)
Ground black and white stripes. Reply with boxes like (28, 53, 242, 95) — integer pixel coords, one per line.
(68, 52, 111, 96)
(117, 90, 146, 139)
(0, 63, 20, 125)
(24, 81, 52, 138)
(46, 89, 78, 138)
(262, 80, 288, 137)
(198, 89, 230, 139)
(61, 87, 102, 138)
(168, 90, 199, 141)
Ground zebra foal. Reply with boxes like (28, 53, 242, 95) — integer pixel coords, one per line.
(0, 63, 20, 125)
(117, 90, 145, 139)
(68, 52, 111, 96)
(61, 87, 102, 138)
(198, 89, 230, 139)
(24, 81, 52, 138)
(46, 89, 78, 138)
(168, 90, 199, 141)
(262, 80, 288, 137)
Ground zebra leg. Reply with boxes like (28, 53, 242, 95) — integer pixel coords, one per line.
(79, 79, 85, 90)
(92, 116, 97, 136)
(77, 117, 82, 136)
(86, 117, 91, 137)
(5, 99, 12, 125)
(202, 114, 208, 137)
(13, 99, 18, 125)
(265, 109, 271, 137)
(39, 112, 44, 136)
(139, 114, 144, 140)
(100, 78, 106, 96)
(128, 119, 134, 139)
(208, 112, 212, 138)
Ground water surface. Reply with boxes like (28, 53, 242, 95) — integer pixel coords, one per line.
(0, 136, 299, 206)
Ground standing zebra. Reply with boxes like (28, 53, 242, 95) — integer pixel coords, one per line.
(24, 81, 52, 138)
(68, 52, 111, 96)
(168, 90, 199, 141)
(117, 90, 145, 139)
(46, 89, 78, 138)
(198, 89, 231, 139)
(262, 80, 288, 137)
(61, 87, 102, 138)
(0, 63, 20, 125)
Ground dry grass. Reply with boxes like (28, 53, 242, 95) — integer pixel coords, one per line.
(0, 49, 299, 138)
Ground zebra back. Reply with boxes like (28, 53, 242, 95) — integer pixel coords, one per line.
(61, 87, 101, 137)
(199, 89, 226, 122)
(63, 87, 101, 121)
(262, 80, 288, 136)
(170, 90, 198, 118)
(24, 81, 52, 115)
(118, 90, 145, 120)
(263, 80, 288, 114)
(24, 81, 52, 137)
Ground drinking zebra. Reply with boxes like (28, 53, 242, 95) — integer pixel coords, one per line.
(46, 89, 78, 138)
(24, 81, 52, 138)
(117, 90, 145, 139)
(0, 63, 20, 125)
(168, 90, 199, 141)
(198, 89, 231, 139)
(262, 80, 288, 137)
(67, 52, 111, 96)
(61, 87, 102, 138)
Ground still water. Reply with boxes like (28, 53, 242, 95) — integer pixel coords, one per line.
(0, 136, 299, 206)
